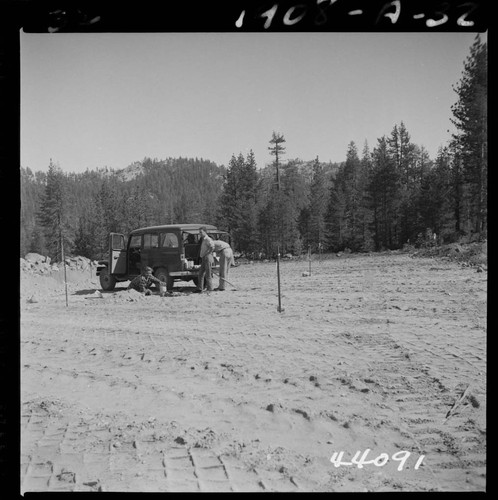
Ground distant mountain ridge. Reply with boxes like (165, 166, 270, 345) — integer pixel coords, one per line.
(115, 161, 144, 181)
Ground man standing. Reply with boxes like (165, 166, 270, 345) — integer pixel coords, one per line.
(195, 227, 214, 293)
(212, 239, 235, 291)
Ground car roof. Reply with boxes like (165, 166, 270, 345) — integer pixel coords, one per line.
(183, 229, 229, 235)
(130, 224, 219, 235)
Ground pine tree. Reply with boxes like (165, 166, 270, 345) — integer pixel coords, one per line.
(325, 173, 347, 251)
(358, 141, 374, 251)
(265, 132, 288, 252)
(308, 156, 329, 251)
(369, 137, 398, 250)
(220, 153, 244, 247)
(449, 146, 465, 237)
(220, 153, 244, 250)
(280, 159, 307, 254)
(268, 131, 286, 191)
(92, 177, 122, 258)
(219, 152, 259, 253)
(343, 142, 364, 250)
(21, 167, 48, 256)
(410, 145, 433, 242)
(326, 142, 366, 252)
(450, 34, 487, 237)
(298, 206, 312, 250)
(387, 123, 416, 246)
(238, 150, 260, 253)
(73, 215, 96, 259)
(21, 167, 38, 256)
(37, 160, 73, 261)
(418, 146, 453, 243)
(29, 226, 47, 256)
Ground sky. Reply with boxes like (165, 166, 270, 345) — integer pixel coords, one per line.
(20, 31, 485, 173)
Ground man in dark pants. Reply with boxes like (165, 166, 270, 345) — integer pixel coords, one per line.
(128, 266, 165, 296)
(195, 227, 214, 293)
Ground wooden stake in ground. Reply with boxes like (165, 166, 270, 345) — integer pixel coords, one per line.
(276, 247, 284, 312)
(61, 233, 68, 307)
(308, 245, 312, 276)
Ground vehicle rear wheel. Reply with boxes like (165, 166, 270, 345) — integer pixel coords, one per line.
(99, 267, 116, 291)
(155, 267, 174, 291)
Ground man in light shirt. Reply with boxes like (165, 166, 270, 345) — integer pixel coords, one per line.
(211, 238, 235, 291)
(194, 227, 214, 293)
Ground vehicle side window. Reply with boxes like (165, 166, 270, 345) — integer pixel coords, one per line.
(144, 233, 159, 249)
(184, 233, 198, 245)
(129, 235, 142, 248)
(161, 232, 179, 248)
(112, 234, 125, 250)
(209, 233, 229, 243)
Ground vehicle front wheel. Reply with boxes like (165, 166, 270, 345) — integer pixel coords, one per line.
(155, 267, 174, 291)
(99, 267, 116, 291)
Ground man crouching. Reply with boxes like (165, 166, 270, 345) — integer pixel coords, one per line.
(128, 265, 165, 296)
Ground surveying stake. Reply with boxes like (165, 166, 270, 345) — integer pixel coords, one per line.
(61, 232, 68, 307)
(276, 246, 284, 312)
(308, 245, 312, 276)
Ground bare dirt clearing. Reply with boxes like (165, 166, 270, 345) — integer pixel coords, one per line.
(20, 252, 486, 492)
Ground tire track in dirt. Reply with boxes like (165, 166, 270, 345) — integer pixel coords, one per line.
(21, 254, 486, 492)
(22, 304, 486, 491)
(21, 398, 303, 493)
(351, 262, 486, 491)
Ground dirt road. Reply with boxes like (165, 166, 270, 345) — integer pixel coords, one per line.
(20, 253, 486, 492)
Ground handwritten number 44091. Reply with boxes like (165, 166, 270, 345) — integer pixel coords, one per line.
(235, 1, 478, 29)
(331, 449, 425, 471)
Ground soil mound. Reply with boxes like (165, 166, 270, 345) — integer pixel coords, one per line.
(412, 241, 487, 268)
(20, 254, 101, 301)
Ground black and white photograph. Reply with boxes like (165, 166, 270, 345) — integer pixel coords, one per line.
(18, 1, 487, 493)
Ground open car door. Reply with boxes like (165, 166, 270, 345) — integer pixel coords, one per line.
(109, 233, 127, 274)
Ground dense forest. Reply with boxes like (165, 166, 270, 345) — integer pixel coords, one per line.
(21, 36, 487, 262)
